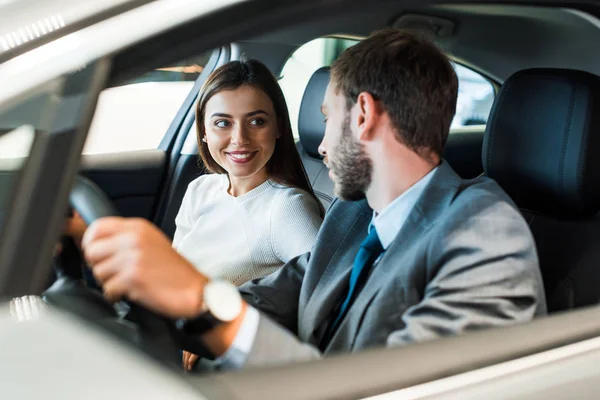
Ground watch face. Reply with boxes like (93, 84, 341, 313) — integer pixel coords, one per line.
(204, 280, 242, 322)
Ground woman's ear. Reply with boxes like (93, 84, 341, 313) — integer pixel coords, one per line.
(356, 92, 381, 142)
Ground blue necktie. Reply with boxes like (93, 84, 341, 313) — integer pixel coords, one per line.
(326, 226, 385, 340)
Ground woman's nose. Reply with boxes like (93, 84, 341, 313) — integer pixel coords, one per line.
(231, 125, 250, 145)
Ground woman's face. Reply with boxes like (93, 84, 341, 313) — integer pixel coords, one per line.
(203, 85, 279, 183)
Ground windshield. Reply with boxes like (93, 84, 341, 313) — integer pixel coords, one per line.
(0, 0, 151, 61)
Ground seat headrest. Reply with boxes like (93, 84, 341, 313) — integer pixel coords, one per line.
(298, 67, 330, 158)
(483, 68, 600, 218)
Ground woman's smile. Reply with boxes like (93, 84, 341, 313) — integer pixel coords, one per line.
(226, 150, 259, 164)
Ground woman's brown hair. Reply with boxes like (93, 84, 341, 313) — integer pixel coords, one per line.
(195, 59, 324, 216)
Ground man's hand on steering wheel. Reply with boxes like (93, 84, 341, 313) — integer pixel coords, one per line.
(65, 210, 87, 248)
(82, 217, 208, 319)
(53, 210, 86, 257)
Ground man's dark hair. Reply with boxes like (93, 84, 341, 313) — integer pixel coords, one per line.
(330, 29, 458, 156)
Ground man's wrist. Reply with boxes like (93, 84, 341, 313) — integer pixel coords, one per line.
(177, 278, 246, 357)
(201, 301, 248, 357)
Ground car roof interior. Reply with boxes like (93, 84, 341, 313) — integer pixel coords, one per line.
(109, 2, 600, 85)
(237, 4, 600, 81)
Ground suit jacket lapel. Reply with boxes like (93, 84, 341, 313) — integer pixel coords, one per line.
(299, 201, 372, 343)
(325, 161, 463, 351)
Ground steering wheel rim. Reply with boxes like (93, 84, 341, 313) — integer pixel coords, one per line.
(44, 175, 182, 368)
(69, 175, 118, 226)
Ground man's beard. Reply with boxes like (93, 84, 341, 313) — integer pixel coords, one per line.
(328, 113, 373, 201)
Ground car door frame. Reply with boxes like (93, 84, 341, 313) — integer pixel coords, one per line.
(0, 59, 112, 297)
(151, 45, 231, 231)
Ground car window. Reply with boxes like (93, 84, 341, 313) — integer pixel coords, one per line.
(83, 51, 211, 154)
(453, 63, 495, 128)
(278, 37, 495, 139)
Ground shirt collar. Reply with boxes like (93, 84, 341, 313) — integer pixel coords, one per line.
(369, 166, 438, 249)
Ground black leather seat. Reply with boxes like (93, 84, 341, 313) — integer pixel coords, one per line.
(483, 68, 600, 313)
(297, 67, 335, 210)
(443, 131, 484, 179)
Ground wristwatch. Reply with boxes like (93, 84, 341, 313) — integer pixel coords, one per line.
(176, 280, 243, 336)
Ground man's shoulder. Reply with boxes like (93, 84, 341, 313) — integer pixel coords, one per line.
(316, 199, 372, 240)
(326, 198, 371, 218)
(435, 175, 529, 238)
(453, 175, 518, 211)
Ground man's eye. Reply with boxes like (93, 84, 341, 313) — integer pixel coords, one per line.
(215, 120, 230, 128)
(250, 118, 265, 126)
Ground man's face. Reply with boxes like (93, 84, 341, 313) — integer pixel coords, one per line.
(320, 83, 372, 201)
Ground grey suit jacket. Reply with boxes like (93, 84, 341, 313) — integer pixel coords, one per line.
(239, 161, 547, 367)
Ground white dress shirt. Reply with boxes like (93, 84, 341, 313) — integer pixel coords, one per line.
(215, 166, 439, 369)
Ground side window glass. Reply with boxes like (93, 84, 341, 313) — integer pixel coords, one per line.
(278, 37, 358, 139)
(278, 38, 495, 138)
(452, 63, 495, 129)
(84, 52, 211, 154)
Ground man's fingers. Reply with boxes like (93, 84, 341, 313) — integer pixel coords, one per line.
(101, 272, 130, 303)
(84, 234, 129, 266)
(183, 352, 192, 370)
(81, 217, 128, 249)
(188, 354, 198, 370)
(90, 255, 123, 285)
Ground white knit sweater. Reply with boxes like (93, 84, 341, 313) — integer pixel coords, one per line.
(172, 174, 323, 286)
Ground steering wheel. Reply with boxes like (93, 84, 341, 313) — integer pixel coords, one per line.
(42, 175, 182, 368)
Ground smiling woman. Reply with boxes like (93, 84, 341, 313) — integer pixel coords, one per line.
(202, 85, 279, 196)
(173, 59, 324, 286)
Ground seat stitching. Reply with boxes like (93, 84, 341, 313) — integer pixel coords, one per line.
(575, 84, 591, 209)
(564, 276, 575, 309)
(558, 81, 576, 200)
(485, 78, 512, 174)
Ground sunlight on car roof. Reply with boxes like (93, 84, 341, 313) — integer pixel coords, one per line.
(0, 0, 135, 57)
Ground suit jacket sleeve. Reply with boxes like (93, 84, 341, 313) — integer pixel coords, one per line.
(239, 250, 310, 338)
(387, 194, 544, 346)
(237, 251, 324, 366)
(244, 313, 322, 367)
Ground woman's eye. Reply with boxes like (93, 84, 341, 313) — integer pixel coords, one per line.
(250, 118, 265, 126)
(215, 120, 230, 128)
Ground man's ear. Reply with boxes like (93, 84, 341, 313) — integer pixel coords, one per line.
(355, 92, 381, 142)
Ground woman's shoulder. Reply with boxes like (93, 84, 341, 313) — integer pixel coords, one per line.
(187, 173, 227, 193)
(269, 182, 321, 213)
(180, 174, 228, 216)
(268, 183, 324, 262)
(269, 181, 310, 199)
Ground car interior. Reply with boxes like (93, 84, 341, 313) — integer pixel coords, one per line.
(76, 3, 600, 312)
(5, 0, 600, 398)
